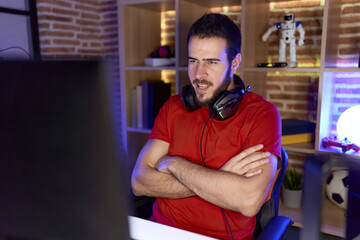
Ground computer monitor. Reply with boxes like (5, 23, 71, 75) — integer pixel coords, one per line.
(0, 60, 131, 240)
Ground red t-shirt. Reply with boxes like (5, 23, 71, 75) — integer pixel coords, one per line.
(149, 92, 281, 240)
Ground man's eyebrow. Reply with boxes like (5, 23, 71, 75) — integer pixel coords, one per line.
(188, 57, 221, 62)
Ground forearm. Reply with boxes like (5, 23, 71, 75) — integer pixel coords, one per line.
(131, 165, 195, 198)
(165, 155, 276, 216)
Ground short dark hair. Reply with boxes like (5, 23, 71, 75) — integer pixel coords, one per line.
(187, 13, 241, 64)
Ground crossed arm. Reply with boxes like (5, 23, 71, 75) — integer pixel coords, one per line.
(131, 139, 277, 217)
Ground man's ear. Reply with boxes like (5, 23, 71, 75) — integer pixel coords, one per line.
(231, 53, 241, 75)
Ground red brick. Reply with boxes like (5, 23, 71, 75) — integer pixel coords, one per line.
(81, 12, 101, 20)
(104, 13, 118, 19)
(272, 101, 284, 108)
(37, 14, 73, 22)
(53, 39, 81, 45)
(284, 85, 312, 92)
(104, 27, 118, 32)
(103, 41, 118, 47)
(40, 39, 51, 45)
(273, 1, 321, 9)
(269, 93, 309, 101)
(340, 26, 360, 34)
(101, 33, 118, 39)
(81, 27, 101, 33)
(341, 0, 360, 3)
(52, 7, 79, 16)
(74, 4, 98, 12)
(76, 19, 99, 26)
(341, 16, 360, 24)
(100, 20, 118, 26)
(53, 23, 81, 31)
(90, 42, 102, 47)
(37, 6, 52, 13)
(39, 30, 74, 38)
(77, 33, 100, 40)
(339, 47, 360, 55)
(337, 36, 360, 44)
(342, 5, 360, 15)
(38, 22, 50, 29)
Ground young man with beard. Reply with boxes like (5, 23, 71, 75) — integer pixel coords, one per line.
(131, 13, 281, 240)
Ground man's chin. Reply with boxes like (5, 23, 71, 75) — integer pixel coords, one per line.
(195, 95, 212, 107)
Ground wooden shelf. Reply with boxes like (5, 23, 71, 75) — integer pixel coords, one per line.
(283, 142, 315, 154)
(279, 198, 346, 238)
(243, 67, 320, 73)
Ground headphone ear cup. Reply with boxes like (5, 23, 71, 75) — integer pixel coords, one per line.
(181, 84, 199, 112)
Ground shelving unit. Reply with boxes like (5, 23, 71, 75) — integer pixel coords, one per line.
(117, 0, 359, 237)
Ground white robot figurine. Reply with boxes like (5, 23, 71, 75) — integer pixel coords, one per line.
(262, 13, 305, 68)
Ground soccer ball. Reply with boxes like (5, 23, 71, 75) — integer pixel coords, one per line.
(325, 170, 349, 209)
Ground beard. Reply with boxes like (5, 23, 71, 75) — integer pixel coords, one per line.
(192, 66, 232, 107)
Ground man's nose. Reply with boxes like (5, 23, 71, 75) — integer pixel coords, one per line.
(195, 63, 207, 80)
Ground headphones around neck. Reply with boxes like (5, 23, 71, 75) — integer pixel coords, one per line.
(181, 75, 251, 120)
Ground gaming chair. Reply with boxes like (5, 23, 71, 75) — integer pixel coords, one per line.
(254, 147, 293, 240)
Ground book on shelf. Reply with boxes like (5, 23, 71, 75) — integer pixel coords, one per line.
(136, 85, 142, 129)
(130, 88, 137, 128)
(131, 80, 170, 130)
(281, 118, 316, 145)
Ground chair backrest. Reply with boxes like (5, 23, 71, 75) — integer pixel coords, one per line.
(253, 147, 289, 239)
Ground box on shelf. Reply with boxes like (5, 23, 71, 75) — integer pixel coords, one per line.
(144, 58, 175, 67)
(282, 118, 316, 145)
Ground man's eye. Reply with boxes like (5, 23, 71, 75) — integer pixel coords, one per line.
(208, 61, 217, 65)
(189, 59, 197, 64)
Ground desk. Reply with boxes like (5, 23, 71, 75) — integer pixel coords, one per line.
(128, 216, 217, 240)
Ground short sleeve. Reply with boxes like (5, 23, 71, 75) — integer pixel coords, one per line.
(149, 98, 171, 143)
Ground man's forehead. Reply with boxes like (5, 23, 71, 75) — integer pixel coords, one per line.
(188, 37, 227, 59)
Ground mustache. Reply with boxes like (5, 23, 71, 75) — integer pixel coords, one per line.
(192, 79, 213, 86)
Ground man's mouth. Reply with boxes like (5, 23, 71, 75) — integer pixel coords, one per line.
(193, 80, 212, 92)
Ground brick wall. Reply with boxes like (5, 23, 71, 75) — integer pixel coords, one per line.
(36, 0, 118, 60)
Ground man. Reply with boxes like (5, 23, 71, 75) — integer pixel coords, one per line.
(131, 13, 281, 240)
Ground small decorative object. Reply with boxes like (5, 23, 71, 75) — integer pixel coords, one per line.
(321, 136, 360, 153)
(325, 170, 349, 209)
(145, 45, 175, 67)
(282, 168, 303, 208)
(262, 13, 305, 68)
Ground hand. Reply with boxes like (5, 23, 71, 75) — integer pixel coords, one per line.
(156, 155, 172, 174)
(298, 39, 305, 46)
(220, 144, 271, 177)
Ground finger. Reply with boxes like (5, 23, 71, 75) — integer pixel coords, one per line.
(235, 156, 269, 175)
(236, 144, 264, 160)
(242, 157, 270, 171)
(236, 151, 270, 169)
(244, 169, 263, 177)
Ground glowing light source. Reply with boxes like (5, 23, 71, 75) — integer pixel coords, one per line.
(337, 105, 360, 146)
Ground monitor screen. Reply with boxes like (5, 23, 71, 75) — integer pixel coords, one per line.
(0, 60, 131, 240)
